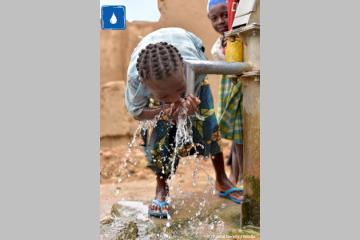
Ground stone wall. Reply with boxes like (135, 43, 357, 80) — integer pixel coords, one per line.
(100, 81, 138, 137)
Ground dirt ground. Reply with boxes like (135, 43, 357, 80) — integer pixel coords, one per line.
(100, 136, 233, 220)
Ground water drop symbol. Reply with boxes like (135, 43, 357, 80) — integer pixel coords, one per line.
(110, 12, 117, 24)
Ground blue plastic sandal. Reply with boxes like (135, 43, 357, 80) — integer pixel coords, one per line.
(148, 199, 169, 218)
(218, 187, 243, 204)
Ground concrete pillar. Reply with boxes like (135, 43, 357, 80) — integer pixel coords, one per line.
(240, 17, 260, 228)
(227, 0, 260, 227)
(240, 71, 260, 227)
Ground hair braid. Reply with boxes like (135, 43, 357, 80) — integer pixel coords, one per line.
(136, 42, 183, 81)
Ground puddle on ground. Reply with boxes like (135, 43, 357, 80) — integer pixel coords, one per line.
(100, 194, 260, 240)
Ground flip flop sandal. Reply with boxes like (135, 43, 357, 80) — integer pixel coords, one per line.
(148, 199, 170, 219)
(218, 187, 243, 204)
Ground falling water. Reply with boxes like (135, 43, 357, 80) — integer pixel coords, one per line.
(114, 114, 161, 196)
(104, 105, 242, 239)
(153, 104, 229, 239)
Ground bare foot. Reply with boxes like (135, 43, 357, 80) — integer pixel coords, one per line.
(149, 175, 169, 215)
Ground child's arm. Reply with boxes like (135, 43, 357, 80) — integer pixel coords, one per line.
(134, 103, 174, 121)
(134, 107, 162, 121)
(135, 95, 199, 121)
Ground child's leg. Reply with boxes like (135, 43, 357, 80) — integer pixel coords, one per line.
(211, 152, 243, 201)
(142, 120, 180, 213)
(217, 76, 244, 185)
(230, 143, 243, 185)
(194, 80, 242, 201)
(149, 174, 170, 214)
(228, 142, 237, 184)
(236, 143, 243, 183)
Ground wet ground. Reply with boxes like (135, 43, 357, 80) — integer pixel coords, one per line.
(100, 136, 260, 239)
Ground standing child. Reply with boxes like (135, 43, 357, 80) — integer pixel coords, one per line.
(207, 0, 244, 186)
(125, 27, 243, 218)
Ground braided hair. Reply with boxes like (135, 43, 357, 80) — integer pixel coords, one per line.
(136, 42, 184, 81)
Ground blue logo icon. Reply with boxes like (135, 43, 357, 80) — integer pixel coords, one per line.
(101, 5, 126, 30)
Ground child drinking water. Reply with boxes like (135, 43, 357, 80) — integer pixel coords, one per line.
(207, 0, 244, 186)
(125, 27, 243, 218)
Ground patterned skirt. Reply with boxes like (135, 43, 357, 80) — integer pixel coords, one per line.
(141, 80, 222, 178)
(217, 75, 243, 144)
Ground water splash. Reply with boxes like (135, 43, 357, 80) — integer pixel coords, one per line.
(109, 107, 231, 239)
(114, 112, 163, 195)
(158, 105, 225, 239)
(100, 201, 152, 240)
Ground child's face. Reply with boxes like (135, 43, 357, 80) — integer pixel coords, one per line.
(143, 66, 187, 104)
(208, 4, 228, 34)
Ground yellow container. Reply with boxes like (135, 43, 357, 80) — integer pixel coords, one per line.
(225, 36, 244, 62)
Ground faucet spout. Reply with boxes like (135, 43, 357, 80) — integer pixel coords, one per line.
(184, 60, 251, 95)
(184, 60, 251, 75)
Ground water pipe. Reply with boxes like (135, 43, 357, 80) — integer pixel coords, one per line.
(184, 60, 251, 95)
(184, 60, 251, 75)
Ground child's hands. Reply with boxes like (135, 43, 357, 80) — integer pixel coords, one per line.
(162, 94, 201, 121)
(162, 101, 183, 120)
(182, 94, 201, 116)
(161, 103, 175, 120)
(171, 94, 201, 118)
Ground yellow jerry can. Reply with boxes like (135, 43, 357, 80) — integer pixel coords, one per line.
(225, 36, 244, 62)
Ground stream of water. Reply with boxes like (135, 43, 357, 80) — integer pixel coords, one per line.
(101, 108, 252, 239)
